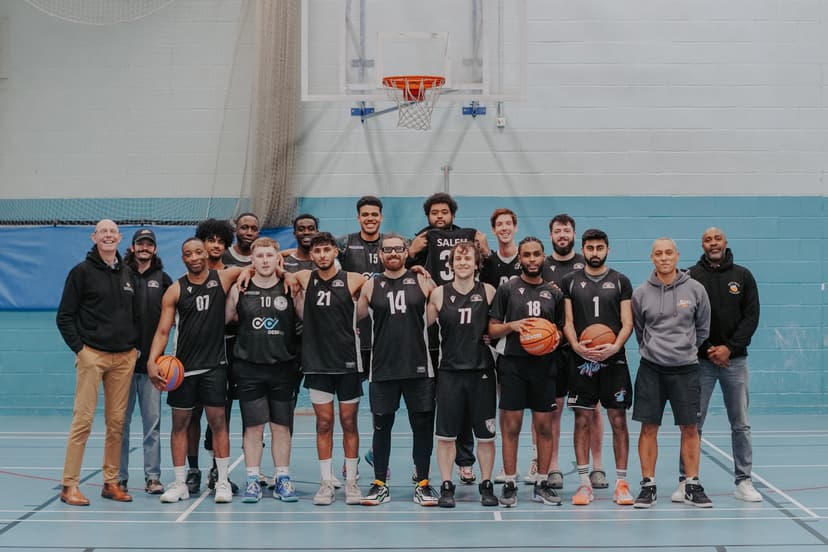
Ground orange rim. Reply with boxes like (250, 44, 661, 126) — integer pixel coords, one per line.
(383, 75, 445, 101)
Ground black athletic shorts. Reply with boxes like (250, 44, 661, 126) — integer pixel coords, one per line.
(303, 372, 363, 403)
(497, 354, 558, 412)
(167, 368, 227, 409)
(632, 359, 700, 426)
(225, 335, 239, 400)
(436, 369, 497, 441)
(369, 377, 435, 415)
(234, 359, 300, 403)
(567, 354, 632, 410)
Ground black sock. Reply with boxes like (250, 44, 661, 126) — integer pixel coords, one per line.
(188, 456, 199, 469)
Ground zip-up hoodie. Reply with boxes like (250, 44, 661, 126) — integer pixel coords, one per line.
(687, 248, 759, 359)
(126, 255, 172, 372)
(56, 246, 139, 354)
(632, 269, 711, 368)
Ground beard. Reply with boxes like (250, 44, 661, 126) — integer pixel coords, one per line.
(552, 240, 574, 256)
(587, 255, 606, 268)
(521, 263, 542, 277)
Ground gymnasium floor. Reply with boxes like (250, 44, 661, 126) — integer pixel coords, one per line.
(1, 411, 826, 552)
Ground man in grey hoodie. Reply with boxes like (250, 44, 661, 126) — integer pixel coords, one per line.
(631, 238, 712, 509)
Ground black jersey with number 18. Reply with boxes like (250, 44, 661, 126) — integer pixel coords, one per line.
(174, 270, 227, 372)
(489, 277, 564, 357)
(301, 270, 361, 374)
(437, 281, 494, 372)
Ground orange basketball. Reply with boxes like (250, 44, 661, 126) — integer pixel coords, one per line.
(156, 355, 184, 392)
(520, 318, 560, 356)
(579, 324, 617, 348)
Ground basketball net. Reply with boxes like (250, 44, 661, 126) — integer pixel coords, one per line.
(382, 76, 445, 130)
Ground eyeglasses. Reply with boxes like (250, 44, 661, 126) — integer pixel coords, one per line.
(380, 246, 406, 254)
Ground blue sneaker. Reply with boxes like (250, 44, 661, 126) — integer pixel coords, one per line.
(242, 477, 262, 503)
(363, 450, 391, 480)
(274, 476, 298, 502)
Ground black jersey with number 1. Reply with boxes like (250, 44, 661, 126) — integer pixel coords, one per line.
(489, 277, 565, 357)
(234, 280, 297, 364)
(174, 270, 227, 372)
(437, 281, 494, 372)
(301, 270, 361, 374)
(561, 268, 633, 357)
(369, 270, 431, 381)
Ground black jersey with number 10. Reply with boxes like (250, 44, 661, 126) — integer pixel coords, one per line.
(233, 281, 297, 364)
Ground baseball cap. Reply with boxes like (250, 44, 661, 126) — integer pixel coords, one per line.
(132, 228, 156, 245)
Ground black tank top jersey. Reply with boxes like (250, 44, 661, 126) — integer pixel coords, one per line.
(437, 281, 495, 372)
(489, 276, 565, 357)
(479, 251, 522, 288)
(283, 254, 315, 273)
(369, 270, 432, 381)
(233, 281, 297, 364)
(337, 232, 383, 351)
(541, 253, 586, 287)
(174, 270, 227, 371)
(301, 270, 360, 374)
(561, 268, 633, 357)
(425, 227, 477, 285)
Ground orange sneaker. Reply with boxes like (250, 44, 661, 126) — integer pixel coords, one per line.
(572, 484, 594, 506)
(613, 479, 634, 505)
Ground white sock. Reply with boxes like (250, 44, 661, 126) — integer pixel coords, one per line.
(215, 457, 229, 484)
(319, 458, 332, 482)
(246, 466, 260, 479)
(345, 457, 359, 481)
(174, 465, 186, 484)
(577, 464, 590, 486)
(275, 466, 289, 478)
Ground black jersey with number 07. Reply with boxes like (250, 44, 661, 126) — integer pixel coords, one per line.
(369, 270, 431, 381)
(424, 227, 477, 285)
(233, 281, 297, 364)
(174, 270, 227, 372)
(489, 277, 565, 357)
(302, 270, 361, 374)
(437, 281, 495, 372)
(561, 268, 633, 355)
(479, 251, 521, 288)
(541, 253, 586, 287)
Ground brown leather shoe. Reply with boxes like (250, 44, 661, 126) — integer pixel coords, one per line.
(101, 482, 133, 502)
(60, 485, 90, 506)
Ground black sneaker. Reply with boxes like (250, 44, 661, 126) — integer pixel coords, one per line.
(500, 480, 518, 508)
(438, 480, 456, 508)
(186, 469, 201, 494)
(634, 480, 657, 509)
(684, 482, 713, 508)
(207, 466, 218, 491)
(531, 479, 562, 506)
(479, 479, 498, 507)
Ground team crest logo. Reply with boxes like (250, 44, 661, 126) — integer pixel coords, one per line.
(677, 299, 691, 308)
(206, 280, 218, 289)
(574, 263, 585, 270)
(728, 281, 741, 295)
(332, 279, 345, 287)
(485, 418, 496, 434)
(147, 280, 160, 288)
(470, 294, 483, 302)
(123, 282, 134, 292)
(274, 296, 289, 311)
(403, 277, 416, 285)
(539, 290, 552, 299)
(614, 389, 627, 403)
(602, 282, 616, 289)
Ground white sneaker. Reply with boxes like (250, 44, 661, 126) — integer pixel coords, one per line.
(523, 459, 539, 485)
(214, 480, 233, 503)
(670, 480, 686, 503)
(493, 468, 508, 484)
(345, 479, 362, 505)
(313, 480, 336, 505)
(331, 474, 342, 489)
(734, 479, 762, 502)
(160, 480, 189, 503)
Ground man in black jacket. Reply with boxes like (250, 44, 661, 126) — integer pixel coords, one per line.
(117, 229, 172, 495)
(683, 227, 762, 503)
(56, 219, 139, 506)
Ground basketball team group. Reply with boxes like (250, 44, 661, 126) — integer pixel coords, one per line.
(55, 192, 761, 510)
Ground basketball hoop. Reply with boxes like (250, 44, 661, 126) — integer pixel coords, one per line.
(382, 75, 445, 130)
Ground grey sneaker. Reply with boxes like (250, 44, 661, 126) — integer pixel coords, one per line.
(547, 470, 564, 489)
(313, 480, 336, 506)
(532, 479, 562, 506)
(345, 479, 362, 505)
(500, 480, 518, 508)
(589, 469, 609, 489)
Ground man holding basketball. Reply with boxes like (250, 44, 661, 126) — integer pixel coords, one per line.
(57, 219, 139, 506)
(225, 237, 300, 503)
(561, 229, 635, 507)
(489, 236, 565, 507)
(427, 241, 499, 507)
(357, 233, 437, 506)
(147, 238, 253, 504)
(631, 237, 712, 508)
